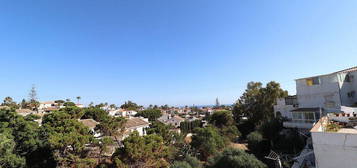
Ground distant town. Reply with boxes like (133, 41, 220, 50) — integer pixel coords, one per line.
(1, 66, 357, 168)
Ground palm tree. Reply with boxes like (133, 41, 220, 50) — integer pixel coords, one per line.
(76, 96, 81, 104)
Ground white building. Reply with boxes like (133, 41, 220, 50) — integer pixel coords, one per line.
(311, 115, 357, 168)
(79, 119, 101, 137)
(79, 117, 150, 140)
(108, 109, 125, 117)
(16, 109, 36, 116)
(282, 67, 357, 129)
(274, 95, 298, 119)
(296, 67, 357, 112)
(39, 101, 57, 110)
(158, 113, 185, 128)
(108, 109, 138, 117)
(122, 117, 150, 139)
(75, 104, 85, 108)
(126, 110, 137, 116)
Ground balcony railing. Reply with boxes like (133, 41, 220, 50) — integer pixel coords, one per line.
(283, 119, 315, 129)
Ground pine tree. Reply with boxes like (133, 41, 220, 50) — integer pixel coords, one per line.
(215, 97, 220, 108)
(28, 85, 39, 112)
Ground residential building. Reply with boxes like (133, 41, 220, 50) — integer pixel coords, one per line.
(296, 66, 357, 112)
(126, 110, 137, 116)
(311, 114, 357, 168)
(43, 106, 59, 113)
(16, 109, 36, 116)
(122, 117, 150, 139)
(39, 101, 57, 110)
(108, 109, 125, 117)
(79, 119, 100, 137)
(274, 95, 298, 118)
(158, 113, 185, 128)
(16, 109, 44, 124)
(282, 67, 357, 129)
(107, 109, 137, 117)
(284, 108, 322, 129)
(0, 106, 9, 110)
(75, 104, 84, 108)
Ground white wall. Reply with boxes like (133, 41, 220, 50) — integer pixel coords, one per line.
(39, 103, 54, 110)
(274, 98, 295, 119)
(339, 71, 357, 107)
(296, 74, 341, 112)
(312, 131, 357, 168)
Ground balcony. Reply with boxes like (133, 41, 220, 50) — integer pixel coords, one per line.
(283, 119, 316, 129)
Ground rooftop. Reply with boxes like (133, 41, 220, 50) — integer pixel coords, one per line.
(292, 108, 322, 112)
(296, 66, 357, 80)
(125, 117, 149, 128)
(79, 119, 99, 129)
(16, 109, 34, 113)
(41, 101, 55, 104)
(311, 114, 357, 134)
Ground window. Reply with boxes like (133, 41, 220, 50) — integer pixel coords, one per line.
(345, 74, 353, 82)
(348, 91, 355, 98)
(292, 113, 303, 120)
(304, 112, 315, 121)
(306, 77, 320, 86)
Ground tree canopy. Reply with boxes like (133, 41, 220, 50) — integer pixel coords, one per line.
(209, 111, 240, 141)
(120, 101, 141, 111)
(207, 148, 267, 168)
(95, 116, 126, 146)
(136, 109, 162, 121)
(113, 131, 172, 168)
(0, 132, 25, 168)
(146, 121, 176, 144)
(191, 126, 227, 160)
(209, 110, 234, 128)
(233, 81, 287, 125)
(81, 107, 109, 122)
(42, 111, 95, 167)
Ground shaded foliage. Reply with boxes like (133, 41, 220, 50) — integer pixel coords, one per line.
(233, 81, 287, 126)
(180, 120, 202, 134)
(113, 131, 172, 168)
(120, 101, 141, 111)
(0, 132, 26, 168)
(95, 116, 126, 146)
(146, 121, 175, 144)
(209, 111, 241, 141)
(207, 148, 267, 168)
(209, 110, 234, 128)
(82, 107, 109, 122)
(136, 109, 162, 121)
(191, 126, 227, 160)
(42, 111, 95, 167)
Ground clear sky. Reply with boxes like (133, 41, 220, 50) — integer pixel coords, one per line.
(1, 0, 357, 106)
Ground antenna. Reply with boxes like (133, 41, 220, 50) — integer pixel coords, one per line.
(297, 130, 309, 138)
(265, 150, 282, 168)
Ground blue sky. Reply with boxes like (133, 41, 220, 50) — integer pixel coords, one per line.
(0, 0, 357, 106)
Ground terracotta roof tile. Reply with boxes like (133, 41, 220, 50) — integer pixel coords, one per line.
(125, 118, 149, 128)
(79, 119, 99, 129)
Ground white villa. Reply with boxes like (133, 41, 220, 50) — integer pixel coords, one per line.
(122, 117, 150, 139)
(158, 113, 185, 128)
(276, 67, 357, 129)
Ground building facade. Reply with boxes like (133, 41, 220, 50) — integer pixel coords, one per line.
(281, 67, 357, 129)
(296, 67, 357, 112)
(311, 116, 357, 168)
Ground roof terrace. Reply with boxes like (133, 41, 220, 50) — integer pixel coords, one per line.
(311, 113, 357, 133)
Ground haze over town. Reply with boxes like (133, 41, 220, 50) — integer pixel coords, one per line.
(1, 1, 357, 106)
(2, 1, 357, 168)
